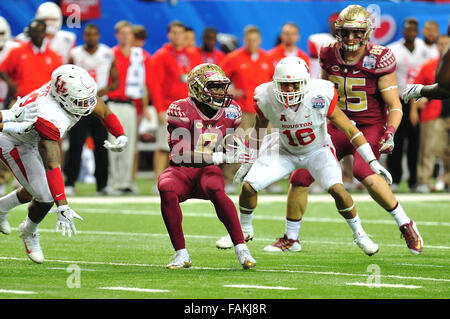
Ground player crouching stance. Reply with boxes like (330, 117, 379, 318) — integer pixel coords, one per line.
(0, 64, 128, 263)
(216, 57, 392, 256)
(158, 63, 256, 269)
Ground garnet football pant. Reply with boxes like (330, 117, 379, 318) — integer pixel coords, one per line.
(158, 165, 244, 250)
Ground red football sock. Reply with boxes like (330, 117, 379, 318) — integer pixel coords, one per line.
(210, 191, 245, 245)
(160, 191, 185, 250)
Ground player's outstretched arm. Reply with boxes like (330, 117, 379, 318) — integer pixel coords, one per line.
(38, 138, 83, 237)
(328, 107, 392, 184)
(403, 44, 450, 102)
(92, 97, 128, 152)
(378, 72, 402, 154)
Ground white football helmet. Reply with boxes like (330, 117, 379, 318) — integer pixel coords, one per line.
(0, 16, 11, 47)
(273, 56, 310, 107)
(51, 64, 98, 116)
(35, 2, 62, 35)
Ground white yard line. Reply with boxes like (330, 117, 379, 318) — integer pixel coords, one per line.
(8, 227, 449, 250)
(98, 287, 170, 293)
(0, 256, 449, 283)
(0, 289, 37, 295)
(346, 282, 422, 289)
(224, 284, 296, 290)
(65, 193, 450, 204)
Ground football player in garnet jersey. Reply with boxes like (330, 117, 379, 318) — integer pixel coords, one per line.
(216, 56, 391, 256)
(157, 63, 256, 269)
(0, 64, 128, 264)
(263, 5, 423, 255)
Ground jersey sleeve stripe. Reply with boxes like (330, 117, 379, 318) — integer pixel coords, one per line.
(327, 88, 338, 118)
(35, 117, 61, 141)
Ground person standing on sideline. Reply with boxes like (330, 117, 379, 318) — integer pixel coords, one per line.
(387, 18, 435, 192)
(410, 35, 450, 193)
(107, 20, 149, 194)
(196, 27, 225, 65)
(64, 24, 119, 196)
(150, 20, 202, 194)
(219, 25, 274, 193)
(268, 22, 310, 67)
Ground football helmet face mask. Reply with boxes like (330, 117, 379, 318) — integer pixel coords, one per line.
(35, 2, 62, 35)
(51, 64, 98, 116)
(273, 56, 310, 108)
(188, 63, 232, 110)
(335, 5, 373, 52)
(0, 16, 11, 47)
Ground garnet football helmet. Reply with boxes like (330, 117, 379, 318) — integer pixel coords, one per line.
(273, 56, 310, 107)
(35, 2, 62, 35)
(188, 63, 232, 110)
(335, 5, 373, 51)
(50, 64, 98, 116)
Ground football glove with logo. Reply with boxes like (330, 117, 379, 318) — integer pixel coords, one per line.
(51, 205, 83, 237)
(369, 160, 393, 185)
(378, 125, 396, 154)
(402, 84, 423, 103)
(104, 135, 128, 152)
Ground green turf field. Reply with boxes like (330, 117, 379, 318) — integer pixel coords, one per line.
(0, 181, 449, 299)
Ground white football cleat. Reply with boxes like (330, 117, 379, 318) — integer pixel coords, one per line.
(235, 244, 256, 269)
(354, 234, 379, 256)
(18, 222, 44, 264)
(216, 227, 254, 249)
(263, 234, 302, 252)
(0, 212, 11, 235)
(166, 250, 192, 269)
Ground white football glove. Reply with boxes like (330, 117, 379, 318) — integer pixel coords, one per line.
(2, 121, 35, 134)
(213, 135, 256, 165)
(233, 162, 253, 184)
(402, 84, 424, 103)
(369, 160, 393, 185)
(51, 205, 83, 237)
(13, 103, 39, 122)
(104, 135, 128, 152)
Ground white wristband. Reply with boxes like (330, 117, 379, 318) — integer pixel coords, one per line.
(356, 143, 376, 164)
(1, 110, 14, 123)
(2, 122, 21, 134)
(212, 152, 225, 165)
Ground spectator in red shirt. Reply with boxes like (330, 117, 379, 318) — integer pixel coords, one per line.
(220, 25, 274, 129)
(268, 22, 310, 67)
(410, 35, 450, 193)
(196, 27, 225, 65)
(0, 19, 62, 99)
(150, 20, 202, 193)
(219, 25, 275, 191)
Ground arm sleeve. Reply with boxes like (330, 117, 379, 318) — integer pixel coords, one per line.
(35, 117, 61, 141)
(326, 87, 339, 118)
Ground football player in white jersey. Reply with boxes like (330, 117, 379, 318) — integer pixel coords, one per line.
(216, 57, 392, 256)
(16, 2, 76, 64)
(0, 64, 128, 264)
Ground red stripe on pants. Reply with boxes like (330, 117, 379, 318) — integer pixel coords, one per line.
(9, 148, 29, 182)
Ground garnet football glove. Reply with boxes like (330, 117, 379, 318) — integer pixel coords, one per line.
(104, 135, 128, 152)
(51, 205, 83, 237)
(378, 125, 396, 154)
(402, 84, 423, 103)
(369, 160, 393, 185)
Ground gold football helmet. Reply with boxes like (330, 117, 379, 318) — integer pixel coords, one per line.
(188, 63, 232, 109)
(335, 5, 373, 51)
